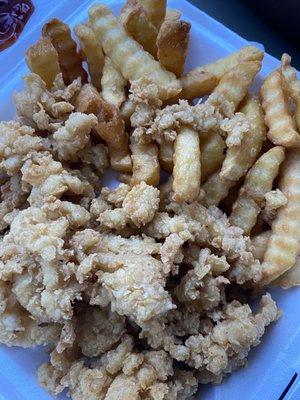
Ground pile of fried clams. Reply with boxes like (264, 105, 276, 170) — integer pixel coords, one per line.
(0, 71, 280, 400)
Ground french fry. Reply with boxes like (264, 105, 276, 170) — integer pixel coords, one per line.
(261, 149, 300, 284)
(165, 70, 217, 105)
(75, 83, 101, 114)
(201, 132, 225, 183)
(75, 84, 132, 172)
(120, 98, 135, 127)
(88, 4, 181, 100)
(261, 70, 300, 147)
(101, 57, 127, 108)
(210, 61, 261, 111)
(191, 45, 264, 80)
(139, 0, 166, 29)
(281, 53, 300, 132)
(74, 24, 105, 91)
(202, 172, 232, 207)
(159, 141, 174, 172)
(220, 96, 266, 180)
(120, 0, 158, 57)
(202, 96, 266, 206)
(165, 8, 181, 21)
(96, 102, 132, 173)
(42, 19, 87, 85)
(230, 146, 285, 235)
(272, 256, 300, 289)
(130, 138, 160, 186)
(156, 16, 191, 77)
(25, 37, 60, 89)
(173, 126, 201, 202)
(251, 231, 271, 261)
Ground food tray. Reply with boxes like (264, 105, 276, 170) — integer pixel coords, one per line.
(0, 1, 299, 399)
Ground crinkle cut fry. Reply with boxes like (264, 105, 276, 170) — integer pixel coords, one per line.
(25, 37, 61, 89)
(74, 24, 105, 91)
(42, 18, 87, 85)
(220, 95, 266, 181)
(189, 45, 264, 80)
(130, 138, 160, 186)
(209, 60, 261, 111)
(165, 70, 218, 105)
(262, 149, 300, 284)
(281, 53, 300, 132)
(172, 126, 201, 202)
(230, 146, 285, 235)
(101, 57, 127, 108)
(139, 0, 166, 29)
(88, 4, 181, 100)
(120, 0, 158, 57)
(156, 14, 191, 77)
(75, 84, 131, 172)
(202, 96, 266, 206)
(261, 70, 300, 147)
(272, 255, 300, 289)
(201, 132, 225, 183)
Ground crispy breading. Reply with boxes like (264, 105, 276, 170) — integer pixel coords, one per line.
(52, 112, 98, 162)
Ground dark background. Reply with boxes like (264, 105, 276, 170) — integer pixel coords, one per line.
(189, 0, 300, 70)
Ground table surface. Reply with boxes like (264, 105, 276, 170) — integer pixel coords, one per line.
(189, 0, 300, 70)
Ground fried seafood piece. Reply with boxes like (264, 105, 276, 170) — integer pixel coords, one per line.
(12, 70, 79, 132)
(100, 253, 175, 324)
(71, 229, 161, 282)
(97, 182, 160, 233)
(88, 4, 181, 101)
(0, 174, 28, 231)
(21, 151, 94, 206)
(70, 229, 172, 323)
(162, 202, 262, 283)
(139, 97, 234, 145)
(0, 120, 48, 175)
(175, 248, 230, 313)
(39, 332, 196, 400)
(2, 205, 69, 262)
(189, 294, 279, 383)
(101, 184, 131, 207)
(141, 294, 279, 384)
(0, 282, 60, 347)
(121, 182, 160, 226)
(77, 143, 109, 176)
(51, 73, 82, 102)
(76, 84, 131, 172)
(42, 18, 87, 84)
(76, 305, 125, 357)
(11, 268, 82, 323)
(160, 233, 185, 275)
(52, 112, 98, 162)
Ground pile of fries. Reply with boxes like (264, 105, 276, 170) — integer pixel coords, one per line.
(0, 0, 300, 398)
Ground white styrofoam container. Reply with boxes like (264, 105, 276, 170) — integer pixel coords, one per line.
(0, 1, 299, 399)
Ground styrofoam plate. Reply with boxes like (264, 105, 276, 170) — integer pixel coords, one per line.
(0, 1, 299, 399)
